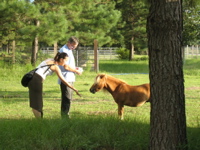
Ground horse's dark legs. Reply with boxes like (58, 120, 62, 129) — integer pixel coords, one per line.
(118, 104, 124, 120)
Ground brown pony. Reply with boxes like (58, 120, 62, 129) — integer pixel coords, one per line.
(89, 74, 150, 120)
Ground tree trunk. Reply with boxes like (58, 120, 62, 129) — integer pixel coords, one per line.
(12, 40, 15, 64)
(6, 42, 9, 53)
(147, 0, 188, 149)
(31, 37, 38, 66)
(129, 36, 134, 60)
(31, 20, 40, 66)
(54, 42, 58, 56)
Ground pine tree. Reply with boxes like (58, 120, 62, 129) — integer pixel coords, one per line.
(19, 0, 69, 65)
(0, 0, 38, 64)
(114, 0, 148, 60)
(0, 0, 29, 49)
(183, 2, 200, 45)
(65, 0, 121, 46)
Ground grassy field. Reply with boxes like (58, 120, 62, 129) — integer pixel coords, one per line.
(0, 57, 200, 150)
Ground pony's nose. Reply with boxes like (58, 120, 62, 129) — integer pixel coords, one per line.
(89, 88, 95, 94)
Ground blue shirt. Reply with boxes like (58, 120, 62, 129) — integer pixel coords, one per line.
(58, 45, 76, 83)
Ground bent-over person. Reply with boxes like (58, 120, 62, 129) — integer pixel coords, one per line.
(28, 52, 81, 118)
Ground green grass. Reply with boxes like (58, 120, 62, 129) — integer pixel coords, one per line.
(0, 58, 200, 149)
(99, 58, 149, 74)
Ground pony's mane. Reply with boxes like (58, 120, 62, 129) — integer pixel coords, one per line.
(98, 73, 127, 84)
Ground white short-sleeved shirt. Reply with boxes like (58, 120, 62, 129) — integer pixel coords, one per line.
(35, 58, 54, 80)
(58, 44, 76, 83)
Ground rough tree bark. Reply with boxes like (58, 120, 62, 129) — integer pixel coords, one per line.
(31, 20, 40, 66)
(147, 0, 188, 149)
(31, 37, 38, 66)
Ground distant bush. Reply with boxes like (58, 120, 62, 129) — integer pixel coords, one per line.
(133, 56, 149, 61)
(116, 48, 129, 59)
(116, 48, 149, 61)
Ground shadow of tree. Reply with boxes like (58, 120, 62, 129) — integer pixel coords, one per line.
(0, 117, 199, 150)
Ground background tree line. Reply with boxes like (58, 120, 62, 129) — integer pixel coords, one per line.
(0, 0, 199, 65)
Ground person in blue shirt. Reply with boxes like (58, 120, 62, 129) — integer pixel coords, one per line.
(58, 36, 82, 118)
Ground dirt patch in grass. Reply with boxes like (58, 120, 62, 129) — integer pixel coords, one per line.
(186, 87, 200, 90)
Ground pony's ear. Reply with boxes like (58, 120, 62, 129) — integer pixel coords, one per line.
(99, 74, 105, 79)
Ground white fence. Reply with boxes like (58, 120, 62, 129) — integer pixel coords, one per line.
(41, 46, 118, 67)
(41, 45, 200, 59)
(183, 45, 200, 59)
(40, 45, 200, 68)
(41, 46, 118, 59)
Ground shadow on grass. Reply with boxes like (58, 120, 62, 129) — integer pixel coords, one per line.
(0, 116, 199, 150)
(0, 90, 28, 99)
(0, 89, 93, 106)
(0, 116, 150, 150)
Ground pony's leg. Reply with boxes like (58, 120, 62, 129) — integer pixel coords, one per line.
(118, 104, 124, 120)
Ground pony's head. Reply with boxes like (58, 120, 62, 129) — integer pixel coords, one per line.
(89, 74, 107, 94)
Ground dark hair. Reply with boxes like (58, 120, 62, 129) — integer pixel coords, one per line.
(54, 52, 68, 62)
(68, 36, 79, 44)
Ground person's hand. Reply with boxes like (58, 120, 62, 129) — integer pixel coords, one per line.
(75, 70, 82, 75)
(75, 67, 83, 75)
(75, 90, 81, 97)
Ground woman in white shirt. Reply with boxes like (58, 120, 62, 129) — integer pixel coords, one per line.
(28, 52, 81, 118)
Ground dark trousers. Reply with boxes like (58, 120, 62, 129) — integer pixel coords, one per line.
(60, 82, 74, 117)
